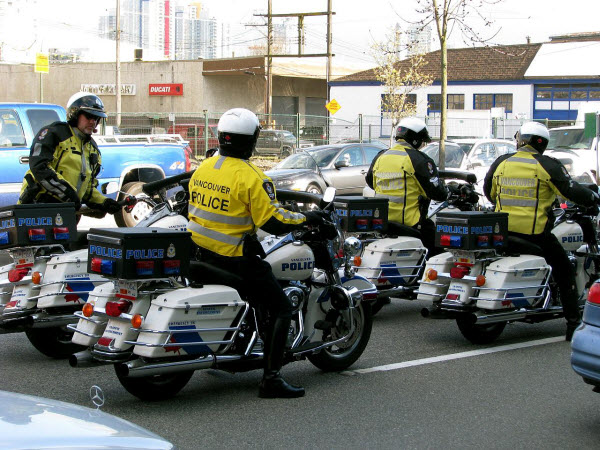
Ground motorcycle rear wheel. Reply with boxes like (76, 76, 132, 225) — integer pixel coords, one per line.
(25, 326, 84, 359)
(308, 301, 373, 371)
(115, 365, 194, 401)
(456, 317, 506, 345)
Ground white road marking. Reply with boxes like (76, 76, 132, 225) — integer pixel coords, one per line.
(344, 336, 564, 375)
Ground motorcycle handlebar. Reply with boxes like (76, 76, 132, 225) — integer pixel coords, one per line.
(439, 170, 477, 184)
(142, 170, 196, 196)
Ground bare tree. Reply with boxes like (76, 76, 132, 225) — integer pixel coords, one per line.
(411, 0, 501, 169)
(373, 28, 433, 147)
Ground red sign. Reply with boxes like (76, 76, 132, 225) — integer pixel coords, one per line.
(148, 84, 183, 96)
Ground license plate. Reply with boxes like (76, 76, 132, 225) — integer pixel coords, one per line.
(116, 280, 138, 300)
(453, 251, 475, 265)
(11, 248, 35, 268)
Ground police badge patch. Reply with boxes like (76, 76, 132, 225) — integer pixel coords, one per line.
(39, 129, 48, 140)
(427, 161, 435, 175)
(561, 166, 571, 178)
(263, 181, 276, 200)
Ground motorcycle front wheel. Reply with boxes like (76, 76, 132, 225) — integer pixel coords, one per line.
(115, 365, 194, 401)
(308, 301, 373, 372)
(456, 316, 506, 345)
(25, 326, 84, 359)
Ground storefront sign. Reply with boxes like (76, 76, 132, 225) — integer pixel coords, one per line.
(149, 84, 183, 96)
(81, 84, 136, 96)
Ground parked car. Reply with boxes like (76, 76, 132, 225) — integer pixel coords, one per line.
(0, 389, 174, 449)
(255, 129, 297, 157)
(265, 142, 387, 195)
(547, 125, 599, 180)
(544, 149, 596, 184)
(299, 125, 327, 145)
(571, 281, 600, 393)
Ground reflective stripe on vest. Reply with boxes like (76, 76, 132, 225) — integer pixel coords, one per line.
(188, 220, 244, 246)
(188, 204, 253, 225)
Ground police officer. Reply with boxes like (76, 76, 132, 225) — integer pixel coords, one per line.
(484, 121, 600, 341)
(187, 108, 328, 398)
(18, 92, 122, 215)
(365, 117, 448, 256)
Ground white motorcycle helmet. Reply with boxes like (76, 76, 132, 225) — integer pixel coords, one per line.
(217, 108, 260, 159)
(515, 122, 550, 153)
(395, 117, 431, 150)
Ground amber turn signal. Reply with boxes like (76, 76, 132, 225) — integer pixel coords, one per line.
(131, 314, 143, 329)
(353, 256, 362, 267)
(426, 268, 438, 281)
(476, 275, 486, 287)
(82, 303, 94, 317)
(31, 271, 42, 285)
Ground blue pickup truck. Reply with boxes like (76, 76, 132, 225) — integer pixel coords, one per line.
(0, 103, 191, 226)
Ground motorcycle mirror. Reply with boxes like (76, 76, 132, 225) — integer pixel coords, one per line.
(323, 187, 336, 203)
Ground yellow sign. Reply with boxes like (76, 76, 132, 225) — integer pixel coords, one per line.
(325, 99, 341, 115)
(35, 53, 49, 74)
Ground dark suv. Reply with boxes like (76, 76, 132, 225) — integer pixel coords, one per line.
(255, 129, 297, 157)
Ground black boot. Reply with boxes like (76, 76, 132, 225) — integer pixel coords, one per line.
(566, 321, 580, 342)
(258, 317, 305, 398)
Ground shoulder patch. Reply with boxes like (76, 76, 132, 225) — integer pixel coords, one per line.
(427, 161, 435, 175)
(262, 181, 276, 200)
(561, 166, 570, 178)
(38, 129, 48, 140)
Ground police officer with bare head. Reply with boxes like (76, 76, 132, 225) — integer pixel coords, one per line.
(365, 117, 449, 256)
(484, 122, 600, 341)
(187, 108, 329, 398)
(18, 92, 122, 215)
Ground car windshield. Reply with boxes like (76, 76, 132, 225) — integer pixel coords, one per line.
(422, 143, 466, 168)
(548, 129, 594, 150)
(274, 147, 339, 170)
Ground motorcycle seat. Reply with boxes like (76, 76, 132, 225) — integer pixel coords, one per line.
(501, 235, 544, 257)
(188, 261, 246, 293)
(386, 221, 422, 239)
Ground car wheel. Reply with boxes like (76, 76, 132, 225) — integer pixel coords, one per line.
(306, 184, 322, 195)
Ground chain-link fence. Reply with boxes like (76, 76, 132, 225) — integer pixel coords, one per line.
(102, 111, 577, 158)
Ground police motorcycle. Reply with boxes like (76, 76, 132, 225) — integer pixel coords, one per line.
(0, 197, 137, 358)
(417, 194, 600, 344)
(69, 187, 378, 401)
(353, 170, 480, 315)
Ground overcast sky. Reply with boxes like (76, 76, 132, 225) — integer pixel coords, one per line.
(5, 0, 599, 70)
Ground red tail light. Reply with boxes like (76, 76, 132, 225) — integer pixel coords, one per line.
(184, 144, 192, 171)
(105, 300, 132, 317)
(450, 266, 470, 279)
(8, 268, 29, 283)
(588, 283, 600, 305)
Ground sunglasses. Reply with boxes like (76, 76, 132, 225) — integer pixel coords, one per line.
(82, 111, 101, 122)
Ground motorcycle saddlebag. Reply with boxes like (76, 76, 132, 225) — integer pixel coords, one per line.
(0, 203, 77, 249)
(333, 196, 388, 232)
(356, 237, 426, 287)
(87, 227, 191, 279)
(133, 285, 245, 358)
(475, 255, 550, 310)
(435, 211, 508, 250)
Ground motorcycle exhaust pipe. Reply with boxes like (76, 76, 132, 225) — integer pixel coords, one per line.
(474, 310, 527, 325)
(117, 354, 218, 378)
(29, 313, 78, 329)
(69, 350, 110, 368)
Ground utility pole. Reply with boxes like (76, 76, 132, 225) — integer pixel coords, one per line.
(266, 0, 273, 127)
(116, 0, 122, 127)
(254, 1, 335, 121)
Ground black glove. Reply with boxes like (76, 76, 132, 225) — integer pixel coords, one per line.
(303, 210, 330, 225)
(102, 198, 123, 214)
(60, 182, 82, 210)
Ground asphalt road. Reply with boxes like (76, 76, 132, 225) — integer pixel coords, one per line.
(0, 296, 597, 449)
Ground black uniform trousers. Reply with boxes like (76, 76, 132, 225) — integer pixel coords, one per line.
(508, 231, 580, 324)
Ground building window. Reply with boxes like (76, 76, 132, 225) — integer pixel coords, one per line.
(381, 94, 417, 113)
(474, 94, 513, 113)
(474, 94, 493, 110)
(427, 94, 442, 113)
(447, 94, 464, 110)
